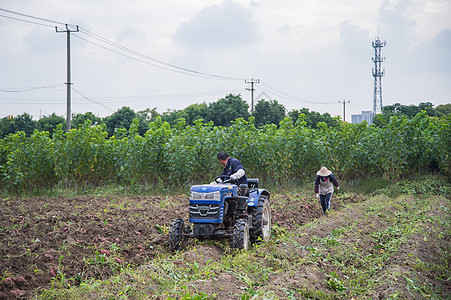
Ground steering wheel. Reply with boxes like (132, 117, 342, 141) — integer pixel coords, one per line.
(214, 175, 234, 184)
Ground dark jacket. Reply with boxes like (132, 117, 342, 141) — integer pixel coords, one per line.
(221, 157, 248, 186)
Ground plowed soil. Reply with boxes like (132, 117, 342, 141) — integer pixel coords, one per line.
(1, 195, 188, 299)
(0, 193, 448, 299)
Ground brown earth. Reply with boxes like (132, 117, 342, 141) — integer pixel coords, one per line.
(0, 192, 448, 299)
(0, 195, 187, 299)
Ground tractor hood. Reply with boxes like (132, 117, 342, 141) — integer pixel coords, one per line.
(190, 184, 237, 202)
(190, 184, 235, 194)
(189, 184, 237, 224)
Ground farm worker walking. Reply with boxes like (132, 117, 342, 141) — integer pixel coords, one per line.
(215, 151, 248, 186)
(314, 166, 339, 215)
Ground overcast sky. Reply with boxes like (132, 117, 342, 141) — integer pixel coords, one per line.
(1, 0, 450, 121)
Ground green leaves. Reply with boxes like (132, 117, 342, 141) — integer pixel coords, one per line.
(0, 130, 56, 192)
(0, 113, 449, 193)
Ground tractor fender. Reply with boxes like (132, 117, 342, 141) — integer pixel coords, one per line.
(247, 189, 270, 207)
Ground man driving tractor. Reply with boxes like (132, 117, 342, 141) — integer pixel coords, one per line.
(216, 151, 248, 186)
(169, 151, 270, 251)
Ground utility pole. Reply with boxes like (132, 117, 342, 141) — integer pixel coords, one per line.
(338, 100, 350, 122)
(56, 24, 79, 131)
(245, 78, 259, 115)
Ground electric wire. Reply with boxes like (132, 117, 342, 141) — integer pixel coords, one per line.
(349, 102, 367, 112)
(73, 34, 236, 80)
(0, 84, 65, 93)
(0, 89, 244, 104)
(81, 90, 244, 103)
(347, 105, 361, 114)
(0, 13, 55, 28)
(0, 8, 345, 111)
(0, 7, 70, 26)
(78, 27, 245, 81)
(0, 9, 244, 81)
(72, 88, 115, 112)
(260, 80, 337, 105)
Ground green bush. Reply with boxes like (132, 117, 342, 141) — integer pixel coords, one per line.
(0, 113, 449, 193)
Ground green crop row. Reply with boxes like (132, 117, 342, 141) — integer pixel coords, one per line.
(0, 112, 449, 193)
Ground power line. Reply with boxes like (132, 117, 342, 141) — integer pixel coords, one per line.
(72, 88, 114, 112)
(0, 13, 55, 27)
(0, 7, 69, 26)
(78, 28, 244, 81)
(0, 89, 244, 103)
(1, 8, 346, 115)
(0, 8, 244, 81)
(72, 32, 246, 81)
(347, 104, 362, 114)
(0, 84, 65, 92)
(348, 102, 366, 112)
(73, 34, 229, 80)
(260, 80, 337, 105)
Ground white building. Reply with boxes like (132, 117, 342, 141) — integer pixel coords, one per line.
(351, 111, 374, 124)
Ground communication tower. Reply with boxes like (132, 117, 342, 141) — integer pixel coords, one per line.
(372, 36, 386, 114)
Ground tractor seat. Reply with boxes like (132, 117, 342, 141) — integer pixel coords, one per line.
(247, 178, 259, 189)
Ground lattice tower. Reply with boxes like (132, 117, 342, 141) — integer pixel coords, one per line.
(372, 37, 386, 114)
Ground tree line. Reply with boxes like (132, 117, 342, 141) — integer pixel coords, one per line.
(1, 94, 349, 138)
(373, 102, 450, 126)
(1, 108, 449, 194)
(3, 94, 449, 140)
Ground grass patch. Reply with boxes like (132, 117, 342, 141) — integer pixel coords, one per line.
(348, 176, 390, 194)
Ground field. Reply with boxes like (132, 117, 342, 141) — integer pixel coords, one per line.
(1, 177, 450, 299)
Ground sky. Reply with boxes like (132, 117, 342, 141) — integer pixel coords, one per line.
(0, 0, 450, 122)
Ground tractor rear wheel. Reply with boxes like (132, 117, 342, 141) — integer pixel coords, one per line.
(169, 219, 185, 252)
(249, 195, 271, 243)
(231, 219, 250, 250)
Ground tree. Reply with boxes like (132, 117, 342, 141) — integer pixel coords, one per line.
(253, 99, 286, 127)
(37, 114, 65, 135)
(182, 103, 209, 124)
(161, 103, 208, 126)
(288, 108, 337, 128)
(0, 116, 14, 138)
(13, 113, 37, 136)
(103, 106, 138, 136)
(435, 104, 451, 117)
(373, 102, 440, 127)
(206, 94, 250, 127)
(137, 108, 161, 124)
(418, 102, 437, 117)
(161, 109, 184, 126)
(72, 112, 103, 129)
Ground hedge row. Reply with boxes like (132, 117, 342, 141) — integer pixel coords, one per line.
(0, 112, 449, 193)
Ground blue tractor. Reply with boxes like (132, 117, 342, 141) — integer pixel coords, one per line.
(169, 176, 271, 251)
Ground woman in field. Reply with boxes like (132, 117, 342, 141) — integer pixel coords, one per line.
(315, 166, 339, 215)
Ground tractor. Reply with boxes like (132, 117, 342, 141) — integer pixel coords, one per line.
(168, 176, 271, 251)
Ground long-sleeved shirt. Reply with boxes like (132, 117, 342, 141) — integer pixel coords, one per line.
(314, 174, 339, 195)
(221, 157, 248, 186)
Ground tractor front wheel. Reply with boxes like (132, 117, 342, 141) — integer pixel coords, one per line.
(169, 219, 186, 252)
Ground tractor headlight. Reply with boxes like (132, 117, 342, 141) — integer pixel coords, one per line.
(190, 191, 221, 201)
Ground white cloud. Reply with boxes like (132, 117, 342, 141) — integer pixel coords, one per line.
(116, 27, 146, 43)
(173, 0, 260, 49)
(24, 27, 65, 54)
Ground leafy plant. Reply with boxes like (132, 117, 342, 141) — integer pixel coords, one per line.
(1, 113, 450, 194)
(327, 272, 347, 291)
